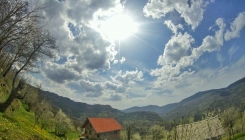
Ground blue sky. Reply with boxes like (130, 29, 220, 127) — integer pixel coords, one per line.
(31, 0, 245, 109)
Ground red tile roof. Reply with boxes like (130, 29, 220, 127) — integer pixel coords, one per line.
(84, 118, 123, 133)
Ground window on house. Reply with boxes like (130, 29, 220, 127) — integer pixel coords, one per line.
(114, 130, 118, 134)
(97, 134, 100, 138)
(89, 130, 91, 135)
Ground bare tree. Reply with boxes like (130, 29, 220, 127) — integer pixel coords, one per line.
(0, 0, 42, 52)
(0, 0, 58, 112)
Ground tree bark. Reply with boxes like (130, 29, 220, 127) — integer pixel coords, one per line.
(0, 80, 24, 112)
(0, 87, 17, 112)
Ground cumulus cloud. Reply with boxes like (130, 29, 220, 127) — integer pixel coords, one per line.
(143, 0, 214, 29)
(35, 0, 121, 84)
(192, 18, 225, 58)
(151, 17, 226, 86)
(113, 57, 126, 64)
(157, 32, 194, 65)
(104, 81, 126, 93)
(164, 20, 183, 34)
(113, 70, 144, 86)
(120, 57, 126, 64)
(77, 70, 143, 99)
(42, 62, 81, 84)
(80, 80, 104, 97)
(104, 94, 123, 101)
(225, 12, 245, 41)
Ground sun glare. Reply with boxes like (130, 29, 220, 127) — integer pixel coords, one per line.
(100, 14, 138, 41)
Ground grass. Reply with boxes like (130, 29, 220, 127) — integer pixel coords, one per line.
(0, 98, 79, 140)
(222, 133, 245, 140)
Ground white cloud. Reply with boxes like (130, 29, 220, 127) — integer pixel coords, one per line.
(225, 12, 245, 41)
(216, 52, 225, 68)
(113, 60, 118, 64)
(104, 94, 123, 101)
(192, 18, 225, 59)
(164, 20, 183, 34)
(158, 32, 194, 65)
(80, 80, 104, 97)
(42, 61, 82, 84)
(120, 57, 126, 64)
(112, 70, 144, 86)
(74, 70, 144, 99)
(143, 0, 214, 29)
(151, 17, 226, 86)
(30, 0, 122, 86)
(228, 46, 239, 60)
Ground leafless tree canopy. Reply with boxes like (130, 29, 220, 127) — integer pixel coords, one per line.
(0, 0, 59, 112)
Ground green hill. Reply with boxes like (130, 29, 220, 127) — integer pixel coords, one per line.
(121, 77, 245, 122)
(0, 78, 79, 140)
(39, 91, 124, 120)
(163, 77, 245, 120)
(121, 103, 177, 115)
(0, 100, 78, 139)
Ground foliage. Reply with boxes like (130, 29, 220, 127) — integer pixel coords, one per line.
(54, 109, 74, 137)
(150, 125, 165, 140)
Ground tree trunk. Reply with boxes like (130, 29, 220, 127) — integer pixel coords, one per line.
(0, 80, 24, 112)
(0, 88, 17, 112)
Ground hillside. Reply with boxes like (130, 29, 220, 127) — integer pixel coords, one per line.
(163, 77, 245, 120)
(0, 93, 78, 139)
(41, 77, 245, 122)
(122, 77, 245, 121)
(122, 103, 177, 115)
(39, 91, 164, 125)
(39, 91, 124, 120)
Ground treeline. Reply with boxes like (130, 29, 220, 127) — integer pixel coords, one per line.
(120, 107, 245, 140)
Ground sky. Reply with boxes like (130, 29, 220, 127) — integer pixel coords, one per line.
(29, 0, 245, 110)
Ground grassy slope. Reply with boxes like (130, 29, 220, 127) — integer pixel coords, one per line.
(0, 100, 54, 139)
(0, 100, 79, 140)
(0, 80, 79, 140)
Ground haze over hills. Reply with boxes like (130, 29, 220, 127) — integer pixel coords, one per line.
(122, 77, 245, 120)
(39, 91, 124, 120)
(121, 103, 177, 116)
(39, 77, 245, 122)
(38, 90, 164, 125)
(163, 77, 245, 120)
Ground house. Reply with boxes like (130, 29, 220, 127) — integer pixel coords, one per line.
(176, 116, 225, 140)
(81, 118, 123, 140)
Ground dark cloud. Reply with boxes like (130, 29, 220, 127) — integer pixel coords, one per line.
(80, 80, 103, 97)
(104, 94, 123, 101)
(43, 62, 81, 84)
(113, 70, 144, 86)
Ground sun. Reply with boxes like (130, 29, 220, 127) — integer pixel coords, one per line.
(99, 14, 138, 41)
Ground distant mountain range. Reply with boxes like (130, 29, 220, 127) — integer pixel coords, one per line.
(122, 77, 245, 120)
(39, 77, 245, 122)
(38, 90, 163, 124)
(121, 103, 177, 116)
(39, 91, 124, 120)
